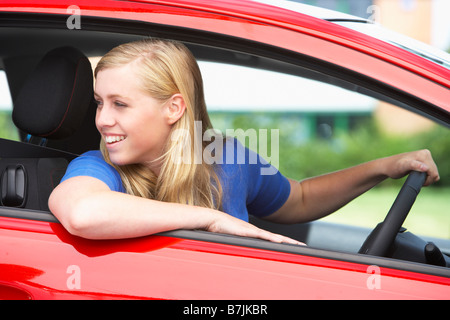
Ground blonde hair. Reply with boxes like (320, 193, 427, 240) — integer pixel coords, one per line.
(95, 39, 222, 209)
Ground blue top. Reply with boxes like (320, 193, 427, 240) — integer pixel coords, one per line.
(60, 139, 290, 221)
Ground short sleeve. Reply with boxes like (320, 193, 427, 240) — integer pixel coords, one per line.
(245, 146, 291, 217)
(60, 150, 125, 192)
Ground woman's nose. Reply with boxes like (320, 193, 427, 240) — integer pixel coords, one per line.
(95, 105, 115, 128)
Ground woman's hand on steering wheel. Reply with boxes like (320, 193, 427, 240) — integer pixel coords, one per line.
(383, 149, 440, 186)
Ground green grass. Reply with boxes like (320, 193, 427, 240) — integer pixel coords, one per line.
(321, 186, 450, 239)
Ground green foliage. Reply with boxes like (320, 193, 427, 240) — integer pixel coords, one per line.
(210, 112, 450, 187)
(412, 124, 450, 186)
(0, 111, 19, 141)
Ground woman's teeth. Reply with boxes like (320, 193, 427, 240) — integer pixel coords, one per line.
(105, 136, 126, 144)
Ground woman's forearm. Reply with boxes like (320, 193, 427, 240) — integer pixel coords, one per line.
(49, 176, 303, 244)
(67, 191, 215, 239)
(297, 157, 388, 221)
(49, 177, 213, 239)
(268, 149, 439, 224)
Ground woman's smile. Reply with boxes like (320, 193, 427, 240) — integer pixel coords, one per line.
(104, 135, 127, 145)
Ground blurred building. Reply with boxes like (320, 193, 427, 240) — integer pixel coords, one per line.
(373, 0, 436, 135)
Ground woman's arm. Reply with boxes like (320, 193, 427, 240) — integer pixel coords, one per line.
(266, 149, 440, 224)
(49, 176, 303, 244)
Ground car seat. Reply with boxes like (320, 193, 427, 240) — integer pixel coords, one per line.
(0, 46, 99, 211)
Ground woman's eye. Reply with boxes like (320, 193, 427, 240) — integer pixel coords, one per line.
(114, 101, 127, 107)
(94, 99, 103, 107)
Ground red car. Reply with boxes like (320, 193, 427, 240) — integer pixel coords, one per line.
(0, 0, 449, 301)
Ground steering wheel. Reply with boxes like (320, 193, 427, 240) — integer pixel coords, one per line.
(359, 171, 427, 257)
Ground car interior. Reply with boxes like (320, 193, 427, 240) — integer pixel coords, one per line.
(0, 14, 449, 276)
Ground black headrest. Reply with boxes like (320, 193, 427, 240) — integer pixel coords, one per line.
(13, 46, 93, 140)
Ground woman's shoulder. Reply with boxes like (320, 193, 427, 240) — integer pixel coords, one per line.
(79, 150, 104, 160)
(69, 150, 119, 174)
(220, 137, 274, 174)
(62, 150, 124, 192)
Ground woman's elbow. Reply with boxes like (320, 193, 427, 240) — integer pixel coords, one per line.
(64, 206, 94, 238)
(49, 190, 96, 238)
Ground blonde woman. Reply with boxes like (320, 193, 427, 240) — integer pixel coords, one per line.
(49, 39, 439, 243)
